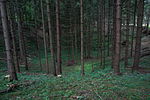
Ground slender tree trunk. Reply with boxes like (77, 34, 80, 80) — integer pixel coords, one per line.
(85, 26, 87, 58)
(131, 0, 137, 56)
(69, 1, 75, 60)
(41, 0, 49, 73)
(56, 0, 62, 75)
(113, 0, 121, 75)
(71, 27, 75, 61)
(35, 29, 42, 71)
(112, 0, 116, 69)
(74, 20, 78, 60)
(34, 0, 42, 71)
(47, 0, 56, 76)
(107, 0, 111, 56)
(133, 0, 144, 70)
(97, 1, 100, 59)
(80, 0, 84, 75)
(98, 0, 103, 66)
(124, 0, 130, 68)
(0, 0, 17, 81)
(15, 0, 28, 71)
(7, 4, 20, 72)
(102, 0, 106, 68)
(15, 1, 23, 61)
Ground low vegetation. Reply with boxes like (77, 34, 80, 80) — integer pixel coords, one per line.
(0, 57, 150, 100)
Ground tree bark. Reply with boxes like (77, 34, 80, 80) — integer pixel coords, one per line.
(0, 0, 18, 81)
(80, 0, 84, 75)
(107, 0, 111, 56)
(113, 0, 121, 75)
(47, 0, 56, 76)
(15, 0, 28, 71)
(56, 0, 62, 75)
(41, 0, 49, 73)
(131, 0, 137, 57)
(112, 0, 116, 69)
(133, 0, 144, 70)
(7, 4, 20, 72)
(98, 0, 103, 66)
(33, 0, 42, 71)
(124, 0, 130, 68)
(102, 0, 106, 68)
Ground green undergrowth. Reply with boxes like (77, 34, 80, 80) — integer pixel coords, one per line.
(0, 41, 150, 100)
(0, 62, 150, 100)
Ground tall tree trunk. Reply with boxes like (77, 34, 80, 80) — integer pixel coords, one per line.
(15, 0, 28, 71)
(133, 0, 144, 70)
(0, 0, 17, 81)
(41, 0, 49, 73)
(7, 4, 20, 72)
(124, 0, 130, 68)
(107, 0, 111, 56)
(102, 0, 106, 68)
(56, 0, 62, 75)
(112, 0, 116, 69)
(34, 0, 42, 71)
(74, 19, 78, 60)
(113, 0, 121, 75)
(80, 0, 84, 75)
(70, 1, 75, 60)
(98, 0, 103, 66)
(47, 0, 56, 76)
(131, 0, 137, 56)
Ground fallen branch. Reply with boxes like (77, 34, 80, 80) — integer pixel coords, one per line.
(0, 84, 18, 94)
(0, 81, 36, 94)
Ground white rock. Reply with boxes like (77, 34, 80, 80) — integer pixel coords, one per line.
(57, 75, 62, 77)
(4, 75, 10, 78)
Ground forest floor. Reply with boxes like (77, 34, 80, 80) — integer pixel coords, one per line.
(0, 56, 150, 100)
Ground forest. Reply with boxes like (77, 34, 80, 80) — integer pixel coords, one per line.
(0, 0, 150, 99)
